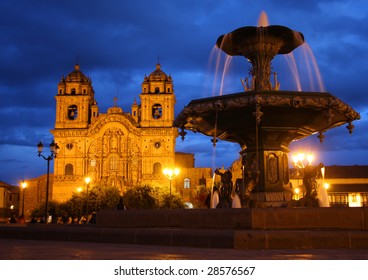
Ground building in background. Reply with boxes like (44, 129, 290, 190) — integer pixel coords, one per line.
(0, 181, 19, 222)
(46, 63, 211, 202)
(323, 166, 368, 207)
(290, 165, 368, 207)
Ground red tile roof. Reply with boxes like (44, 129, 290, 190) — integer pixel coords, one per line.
(324, 165, 368, 179)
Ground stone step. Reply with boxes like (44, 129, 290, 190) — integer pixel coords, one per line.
(1, 224, 368, 250)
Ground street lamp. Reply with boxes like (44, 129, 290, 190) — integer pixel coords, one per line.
(294, 187, 300, 200)
(163, 168, 180, 205)
(37, 140, 59, 223)
(21, 181, 27, 216)
(292, 153, 314, 171)
(85, 177, 91, 216)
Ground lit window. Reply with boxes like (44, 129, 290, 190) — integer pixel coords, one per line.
(184, 178, 190, 188)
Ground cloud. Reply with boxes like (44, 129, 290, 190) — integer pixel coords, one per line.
(0, 0, 367, 184)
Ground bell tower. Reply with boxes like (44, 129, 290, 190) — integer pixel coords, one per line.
(135, 63, 178, 182)
(55, 64, 98, 129)
(139, 63, 175, 127)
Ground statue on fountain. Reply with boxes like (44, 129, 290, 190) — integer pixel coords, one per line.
(235, 154, 260, 208)
(297, 162, 324, 207)
(214, 168, 233, 208)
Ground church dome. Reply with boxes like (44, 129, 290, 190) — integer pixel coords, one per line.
(64, 64, 90, 83)
(146, 63, 172, 82)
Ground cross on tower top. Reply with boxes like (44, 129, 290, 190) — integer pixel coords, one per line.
(113, 96, 118, 107)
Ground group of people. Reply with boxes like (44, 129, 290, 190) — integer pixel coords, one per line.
(8, 213, 97, 225)
(7, 197, 127, 225)
(9, 213, 25, 224)
(53, 213, 97, 224)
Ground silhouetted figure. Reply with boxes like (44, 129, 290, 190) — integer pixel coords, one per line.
(9, 213, 17, 223)
(116, 197, 126, 210)
(18, 214, 26, 224)
(89, 212, 97, 224)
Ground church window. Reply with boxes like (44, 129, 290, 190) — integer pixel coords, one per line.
(65, 164, 74, 175)
(199, 177, 206, 186)
(67, 105, 78, 120)
(167, 87, 171, 93)
(184, 178, 190, 189)
(110, 156, 118, 170)
(152, 104, 162, 119)
(83, 89, 86, 94)
(155, 87, 160, 94)
(59, 89, 63, 94)
(153, 162, 161, 174)
(66, 143, 73, 150)
(71, 88, 76, 95)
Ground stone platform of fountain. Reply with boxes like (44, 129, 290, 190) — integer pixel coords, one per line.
(97, 208, 368, 230)
(2, 208, 368, 250)
(91, 208, 368, 249)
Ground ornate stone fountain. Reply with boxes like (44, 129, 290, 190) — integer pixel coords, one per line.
(174, 24, 360, 207)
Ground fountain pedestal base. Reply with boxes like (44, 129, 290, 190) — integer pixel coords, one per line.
(239, 147, 292, 207)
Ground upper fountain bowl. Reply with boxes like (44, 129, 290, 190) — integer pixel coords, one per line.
(216, 25, 305, 57)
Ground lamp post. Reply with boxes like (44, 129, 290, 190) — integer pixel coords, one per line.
(37, 140, 59, 223)
(85, 177, 91, 216)
(21, 181, 27, 216)
(291, 152, 314, 198)
(163, 168, 180, 207)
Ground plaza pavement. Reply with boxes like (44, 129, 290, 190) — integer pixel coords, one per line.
(0, 224, 368, 260)
(1, 238, 368, 260)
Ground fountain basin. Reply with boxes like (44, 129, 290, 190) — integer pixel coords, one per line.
(175, 90, 360, 148)
(216, 25, 304, 56)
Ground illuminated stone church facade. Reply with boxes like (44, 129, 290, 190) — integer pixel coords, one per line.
(51, 63, 188, 202)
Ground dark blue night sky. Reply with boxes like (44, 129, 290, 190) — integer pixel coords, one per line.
(1, 0, 367, 185)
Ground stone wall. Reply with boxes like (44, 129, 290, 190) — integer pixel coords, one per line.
(97, 207, 368, 230)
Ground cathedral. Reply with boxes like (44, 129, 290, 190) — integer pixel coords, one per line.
(50, 63, 211, 202)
